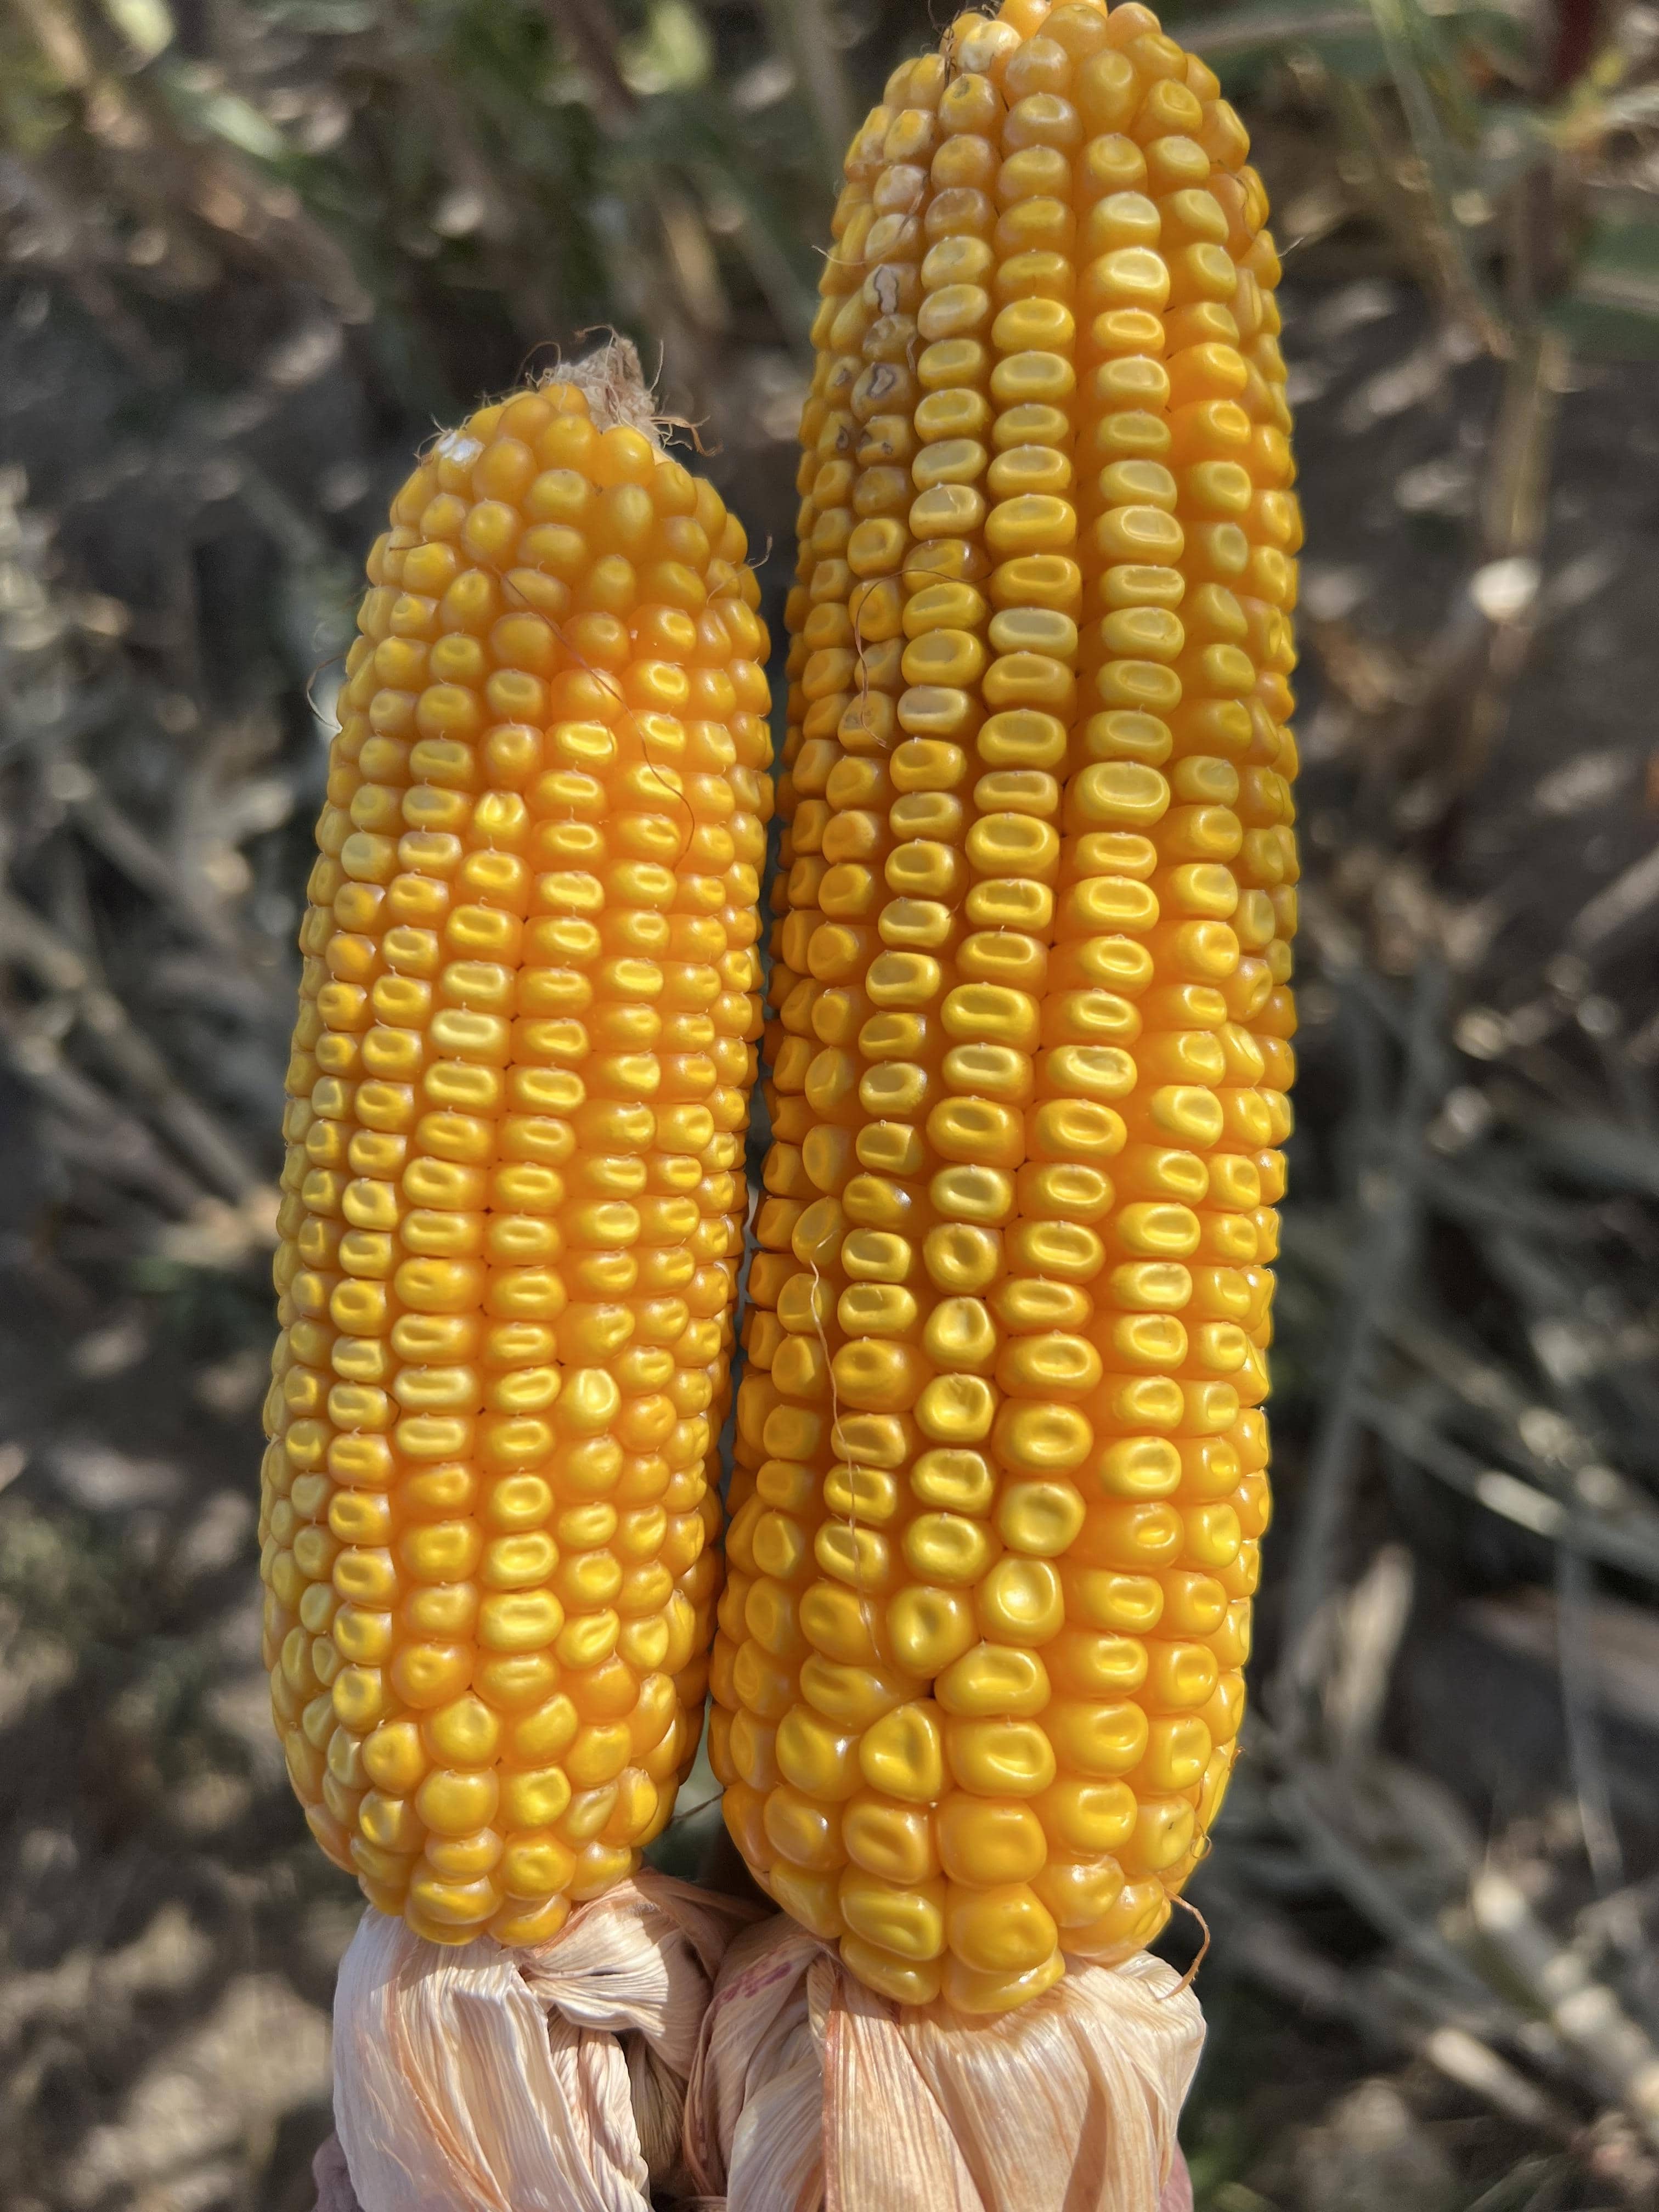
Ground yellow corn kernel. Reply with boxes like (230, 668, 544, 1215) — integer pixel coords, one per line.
(264, 354, 771, 1945)
(718, 0, 1296, 2011)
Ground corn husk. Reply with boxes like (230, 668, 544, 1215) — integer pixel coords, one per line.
(329, 1872, 760, 2212)
(684, 1917, 1203, 2212)
(311, 2132, 358, 2212)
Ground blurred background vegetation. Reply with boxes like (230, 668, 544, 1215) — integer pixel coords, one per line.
(3, 0, 1659, 2205)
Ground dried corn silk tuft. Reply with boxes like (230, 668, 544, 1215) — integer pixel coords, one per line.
(718, 0, 1297, 2016)
(684, 1914, 1202, 2212)
(329, 1872, 761, 2212)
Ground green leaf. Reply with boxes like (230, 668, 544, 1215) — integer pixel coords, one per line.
(1550, 194, 1659, 356)
(249, 0, 378, 31)
(1172, 2, 1389, 84)
(160, 66, 289, 161)
(100, 0, 174, 63)
(618, 0, 710, 95)
(198, 87, 289, 160)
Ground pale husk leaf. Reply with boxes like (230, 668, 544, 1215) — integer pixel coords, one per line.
(684, 1917, 1204, 2212)
(332, 1872, 758, 2212)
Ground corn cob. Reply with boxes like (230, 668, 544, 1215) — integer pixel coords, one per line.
(261, 348, 772, 1946)
(712, 0, 1297, 2014)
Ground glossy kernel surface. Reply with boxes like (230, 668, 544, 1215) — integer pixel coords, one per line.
(263, 373, 771, 1946)
(719, 0, 1296, 2013)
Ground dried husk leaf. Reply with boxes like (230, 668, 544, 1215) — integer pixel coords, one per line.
(312, 2132, 358, 2212)
(684, 1918, 1204, 2212)
(329, 1872, 759, 2212)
